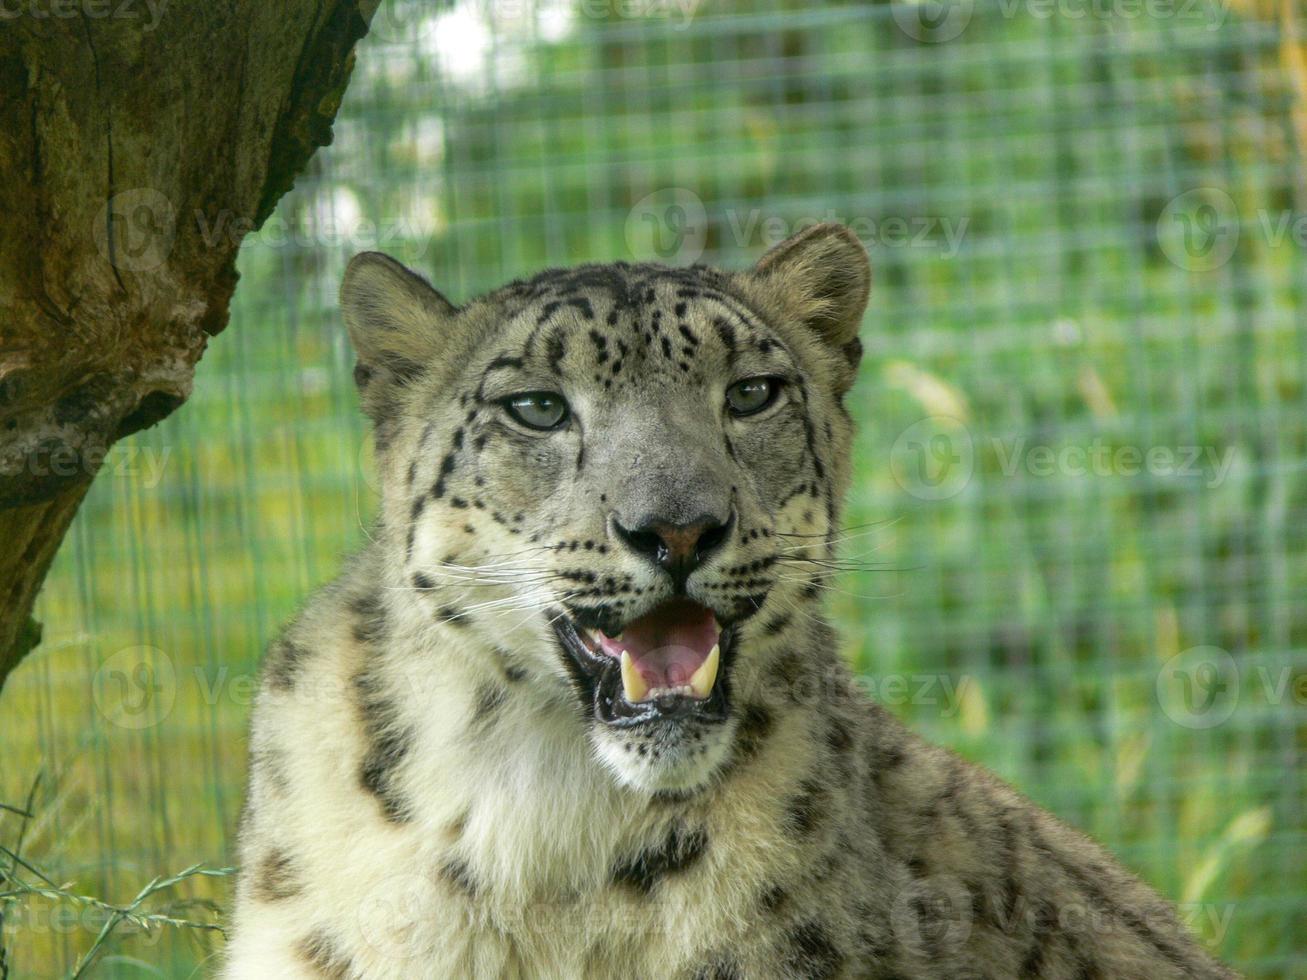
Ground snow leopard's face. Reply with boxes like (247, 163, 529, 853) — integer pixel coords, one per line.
(343, 225, 869, 794)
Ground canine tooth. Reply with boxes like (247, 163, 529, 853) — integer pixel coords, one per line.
(689, 644, 720, 698)
(620, 650, 648, 703)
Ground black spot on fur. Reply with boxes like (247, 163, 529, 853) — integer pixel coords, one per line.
(252, 744, 292, 797)
(760, 883, 789, 914)
(432, 450, 457, 499)
(411, 571, 435, 592)
(297, 929, 353, 979)
(1018, 935, 1048, 977)
(494, 649, 527, 683)
(472, 684, 507, 726)
(826, 717, 853, 754)
(253, 847, 302, 902)
(733, 702, 774, 762)
(869, 739, 907, 787)
(784, 779, 826, 837)
(349, 592, 387, 645)
(547, 331, 567, 371)
(437, 606, 469, 626)
(650, 787, 700, 806)
(692, 957, 742, 980)
(410, 493, 427, 524)
(263, 636, 310, 692)
(354, 668, 415, 823)
(764, 613, 792, 636)
(611, 823, 708, 895)
(783, 921, 843, 980)
(713, 317, 737, 352)
(439, 857, 478, 897)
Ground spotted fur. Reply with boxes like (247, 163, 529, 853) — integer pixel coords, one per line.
(224, 225, 1234, 978)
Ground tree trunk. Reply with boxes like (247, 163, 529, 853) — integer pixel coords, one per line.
(0, 0, 378, 691)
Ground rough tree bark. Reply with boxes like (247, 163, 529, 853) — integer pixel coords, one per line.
(0, 1, 378, 691)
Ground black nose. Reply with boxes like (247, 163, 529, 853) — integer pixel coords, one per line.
(613, 513, 733, 586)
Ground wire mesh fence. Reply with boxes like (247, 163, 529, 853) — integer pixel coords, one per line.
(2, 0, 1304, 975)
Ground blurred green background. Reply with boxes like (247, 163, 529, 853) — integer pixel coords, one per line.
(3, 0, 1305, 976)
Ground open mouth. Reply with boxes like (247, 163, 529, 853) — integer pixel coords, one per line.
(553, 598, 734, 727)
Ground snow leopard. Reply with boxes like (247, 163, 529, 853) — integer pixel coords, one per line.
(223, 223, 1236, 979)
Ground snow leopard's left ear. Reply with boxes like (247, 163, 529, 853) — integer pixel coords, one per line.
(750, 222, 870, 390)
(340, 252, 457, 420)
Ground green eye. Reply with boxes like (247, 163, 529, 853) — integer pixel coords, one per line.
(503, 391, 569, 431)
(725, 377, 780, 417)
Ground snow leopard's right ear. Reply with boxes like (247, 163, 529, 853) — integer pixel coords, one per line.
(340, 252, 457, 420)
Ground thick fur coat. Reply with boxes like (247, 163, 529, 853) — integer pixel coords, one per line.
(224, 224, 1234, 979)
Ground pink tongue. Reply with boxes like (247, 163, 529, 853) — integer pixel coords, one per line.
(597, 598, 720, 690)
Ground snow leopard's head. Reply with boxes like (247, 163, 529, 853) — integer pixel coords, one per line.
(342, 223, 869, 794)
